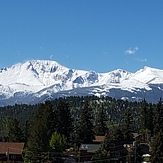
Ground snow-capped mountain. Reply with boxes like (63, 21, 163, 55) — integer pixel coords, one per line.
(0, 60, 163, 106)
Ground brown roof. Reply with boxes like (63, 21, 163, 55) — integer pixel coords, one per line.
(93, 136, 105, 143)
(0, 142, 24, 154)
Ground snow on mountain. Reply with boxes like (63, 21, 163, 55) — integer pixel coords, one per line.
(0, 60, 163, 106)
(130, 66, 163, 84)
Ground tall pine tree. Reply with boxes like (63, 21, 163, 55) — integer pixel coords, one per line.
(151, 129, 163, 162)
(153, 98, 163, 135)
(24, 101, 54, 162)
(122, 109, 133, 141)
(53, 99, 72, 141)
(8, 118, 24, 142)
(139, 99, 154, 140)
(151, 98, 163, 162)
(75, 100, 95, 146)
(94, 103, 107, 136)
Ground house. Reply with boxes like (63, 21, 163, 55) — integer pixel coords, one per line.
(0, 142, 24, 162)
(79, 133, 151, 163)
(104, 133, 138, 163)
(79, 136, 105, 162)
(108, 140, 129, 163)
(93, 136, 105, 144)
(79, 136, 128, 162)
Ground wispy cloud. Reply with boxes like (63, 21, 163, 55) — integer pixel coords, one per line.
(125, 47, 139, 55)
(136, 58, 147, 62)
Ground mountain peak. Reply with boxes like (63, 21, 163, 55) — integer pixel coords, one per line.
(131, 66, 163, 84)
(0, 60, 163, 105)
(142, 66, 158, 72)
(28, 59, 61, 65)
(22, 59, 69, 73)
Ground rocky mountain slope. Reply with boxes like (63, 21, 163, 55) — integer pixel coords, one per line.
(0, 60, 163, 106)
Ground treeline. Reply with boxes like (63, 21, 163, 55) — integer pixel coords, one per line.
(0, 96, 138, 128)
(0, 96, 163, 162)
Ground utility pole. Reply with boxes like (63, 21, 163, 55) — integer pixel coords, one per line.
(6, 147, 9, 163)
(133, 141, 136, 163)
(78, 150, 80, 163)
(123, 144, 131, 163)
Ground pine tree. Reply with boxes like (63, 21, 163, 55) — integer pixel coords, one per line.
(112, 126, 124, 141)
(8, 118, 24, 142)
(75, 100, 95, 146)
(94, 103, 107, 136)
(150, 98, 163, 162)
(24, 101, 54, 162)
(139, 99, 154, 140)
(140, 99, 149, 130)
(153, 98, 163, 135)
(23, 120, 30, 143)
(1, 116, 11, 139)
(53, 99, 72, 141)
(123, 109, 133, 141)
(147, 103, 154, 136)
(151, 129, 163, 162)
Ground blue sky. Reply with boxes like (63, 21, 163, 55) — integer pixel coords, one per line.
(0, 0, 163, 72)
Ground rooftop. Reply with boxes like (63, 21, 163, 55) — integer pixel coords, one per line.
(0, 142, 24, 155)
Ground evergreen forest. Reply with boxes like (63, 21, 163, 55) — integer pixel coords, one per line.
(0, 95, 163, 162)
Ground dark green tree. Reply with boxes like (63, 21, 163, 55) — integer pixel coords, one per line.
(1, 116, 11, 139)
(140, 99, 149, 130)
(8, 118, 24, 142)
(147, 103, 154, 136)
(24, 101, 54, 162)
(94, 104, 107, 136)
(75, 100, 95, 146)
(112, 125, 124, 141)
(151, 129, 163, 162)
(122, 109, 133, 141)
(23, 120, 30, 143)
(54, 99, 72, 141)
(139, 100, 154, 141)
(153, 98, 163, 135)
(150, 99, 163, 162)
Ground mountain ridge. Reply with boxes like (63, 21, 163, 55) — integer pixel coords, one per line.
(0, 60, 163, 106)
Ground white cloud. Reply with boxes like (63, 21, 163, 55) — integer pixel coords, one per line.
(134, 46, 139, 51)
(125, 47, 139, 55)
(136, 58, 147, 62)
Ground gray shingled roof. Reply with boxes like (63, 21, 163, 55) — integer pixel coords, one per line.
(79, 144, 101, 153)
